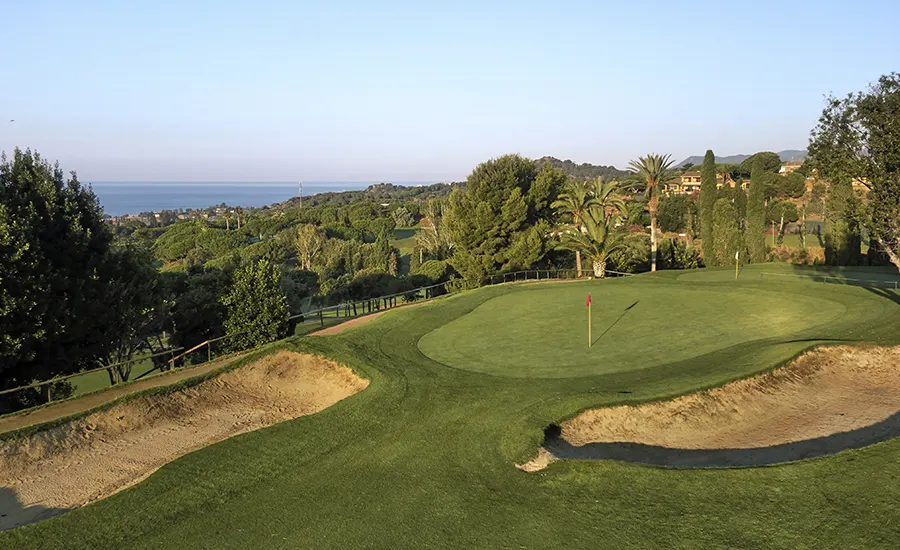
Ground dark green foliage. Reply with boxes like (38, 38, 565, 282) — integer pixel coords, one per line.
(779, 172, 807, 199)
(823, 179, 862, 265)
(607, 233, 650, 273)
(658, 195, 695, 234)
(412, 259, 450, 283)
(738, 151, 782, 176)
(391, 206, 415, 227)
(746, 159, 768, 262)
(446, 155, 559, 286)
(221, 260, 289, 351)
(0, 149, 113, 399)
(809, 72, 900, 268)
(700, 150, 717, 265)
(167, 267, 231, 361)
(534, 156, 627, 181)
(152, 221, 204, 262)
(94, 247, 167, 382)
(658, 238, 702, 269)
(712, 198, 743, 266)
(280, 269, 319, 316)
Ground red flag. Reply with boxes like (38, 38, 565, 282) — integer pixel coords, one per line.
(586, 293, 592, 308)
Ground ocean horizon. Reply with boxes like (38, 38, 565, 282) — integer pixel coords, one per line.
(89, 181, 435, 216)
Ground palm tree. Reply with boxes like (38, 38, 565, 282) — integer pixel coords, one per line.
(628, 153, 676, 272)
(552, 179, 592, 276)
(557, 179, 629, 278)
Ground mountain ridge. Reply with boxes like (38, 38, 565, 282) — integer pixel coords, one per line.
(677, 150, 807, 168)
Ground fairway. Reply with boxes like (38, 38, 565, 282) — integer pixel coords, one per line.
(3, 266, 900, 549)
(418, 279, 846, 378)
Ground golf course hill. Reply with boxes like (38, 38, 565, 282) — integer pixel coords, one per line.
(2, 263, 900, 549)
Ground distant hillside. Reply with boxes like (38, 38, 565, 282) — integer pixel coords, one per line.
(536, 156, 628, 181)
(677, 150, 807, 167)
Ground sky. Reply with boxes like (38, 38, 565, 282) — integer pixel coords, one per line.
(1, 0, 898, 182)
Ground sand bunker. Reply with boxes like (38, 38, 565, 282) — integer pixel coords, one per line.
(0, 351, 368, 531)
(522, 345, 900, 470)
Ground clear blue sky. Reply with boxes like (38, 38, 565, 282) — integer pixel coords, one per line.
(1, 0, 897, 182)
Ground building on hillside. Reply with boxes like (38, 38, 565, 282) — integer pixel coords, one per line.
(665, 171, 746, 194)
(779, 161, 804, 174)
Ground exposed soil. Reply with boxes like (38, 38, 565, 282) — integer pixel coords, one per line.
(521, 345, 900, 470)
(0, 351, 368, 531)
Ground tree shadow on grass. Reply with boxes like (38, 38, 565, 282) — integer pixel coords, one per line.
(0, 487, 68, 531)
(864, 286, 900, 307)
(544, 411, 900, 469)
(592, 301, 638, 347)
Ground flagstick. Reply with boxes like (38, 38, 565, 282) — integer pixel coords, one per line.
(588, 301, 592, 347)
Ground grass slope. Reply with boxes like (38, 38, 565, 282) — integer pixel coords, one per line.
(4, 265, 900, 549)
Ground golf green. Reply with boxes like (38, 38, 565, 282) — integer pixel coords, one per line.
(4, 266, 900, 549)
(418, 279, 847, 378)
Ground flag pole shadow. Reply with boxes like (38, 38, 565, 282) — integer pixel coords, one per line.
(592, 301, 638, 346)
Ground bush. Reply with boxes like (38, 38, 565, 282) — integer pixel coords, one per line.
(608, 233, 650, 273)
(412, 259, 450, 283)
(658, 238, 702, 270)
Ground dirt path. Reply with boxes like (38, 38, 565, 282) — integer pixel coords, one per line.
(310, 312, 387, 336)
(0, 351, 368, 531)
(0, 354, 245, 436)
(521, 345, 900, 470)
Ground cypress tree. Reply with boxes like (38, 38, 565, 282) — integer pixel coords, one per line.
(699, 150, 717, 265)
(746, 158, 767, 262)
(823, 178, 862, 265)
(712, 198, 743, 267)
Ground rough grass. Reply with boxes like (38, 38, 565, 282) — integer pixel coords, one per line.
(4, 266, 900, 549)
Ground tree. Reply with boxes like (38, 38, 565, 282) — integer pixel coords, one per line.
(445, 155, 561, 286)
(808, 72, 900, 269)
(221, 259, 289, 351)
(95, 247, 167, 384)
(712, 199, 743, 267)
(391, 206, 415, 227)
(169, 268, 231, 361)
(552, 179, 592, 277)
(746, 158, 768, 262)
(700, 150, 718, 265)
(823, 179, 862, 265)
(294, 224, 325, 271)
(556, 180, 629, 278)
(0, 149, 113, 400)
(738, 152, 782, 176)
(628, 153, 676, 272)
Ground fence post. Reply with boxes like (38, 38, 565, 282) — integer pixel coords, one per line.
(207, 341, 211, 363)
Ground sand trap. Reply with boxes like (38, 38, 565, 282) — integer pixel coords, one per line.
(522, 345, 900, 470)
(0, 351, 368, 531)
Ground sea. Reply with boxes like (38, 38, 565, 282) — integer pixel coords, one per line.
(89, 181, 432, 217)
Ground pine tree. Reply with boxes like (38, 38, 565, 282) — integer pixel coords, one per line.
(746, 158, 767, 262)
(699, 150, 717, 265)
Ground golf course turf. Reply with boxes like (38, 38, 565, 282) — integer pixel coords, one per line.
(3, 264, 900, 549)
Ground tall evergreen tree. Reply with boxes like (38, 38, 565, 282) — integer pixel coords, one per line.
(699, 150, 718, 265)
(712, 198, 743, 267)
(823, 178, 862, 265)
(746, 158, 767, 262)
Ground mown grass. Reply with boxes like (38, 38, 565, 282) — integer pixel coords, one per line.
(4, 264, 900, 549)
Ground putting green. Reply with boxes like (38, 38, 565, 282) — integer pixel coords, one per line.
(418, 280, 847, 378)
